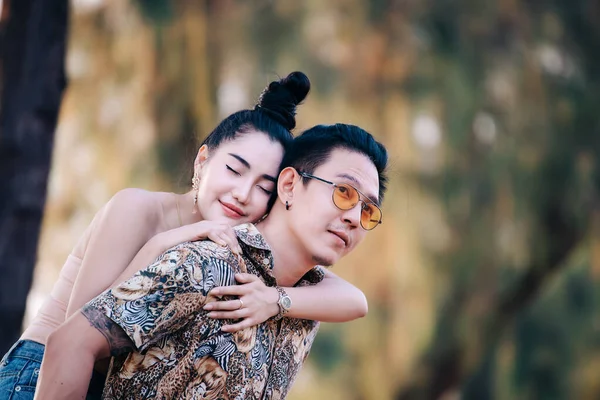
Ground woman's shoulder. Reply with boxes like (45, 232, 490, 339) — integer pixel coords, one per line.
(103, 188, 165, 225)
(71, 189, 164, 258)
(109, 187, 161, 205)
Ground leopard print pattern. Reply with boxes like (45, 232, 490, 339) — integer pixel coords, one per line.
(85, 224, 324, 400)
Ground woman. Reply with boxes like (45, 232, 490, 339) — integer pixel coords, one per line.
(0, 72, 367, 398)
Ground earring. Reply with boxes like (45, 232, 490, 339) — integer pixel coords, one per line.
(192, 172, 200, 213)
(285, 201, 290, 211)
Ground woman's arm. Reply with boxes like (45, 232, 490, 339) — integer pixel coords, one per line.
(284, 269, 368, 321)
(109, 221, 242, 287)
(204, 269, 368, 332)
(65, 189, 161, 318)
(67, 190, 242, 317)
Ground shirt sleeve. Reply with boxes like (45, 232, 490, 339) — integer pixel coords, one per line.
(82, 241, 237, 353)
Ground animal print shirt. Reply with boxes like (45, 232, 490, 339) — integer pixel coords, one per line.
(83, 223, 324, 400)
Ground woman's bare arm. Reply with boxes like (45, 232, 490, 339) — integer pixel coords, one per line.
(65, 189, 160, 318)
(108, 220, 243, 287)
(205, 268, 368, 332)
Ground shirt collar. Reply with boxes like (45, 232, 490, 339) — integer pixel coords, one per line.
(233, 223, 271, 251)
(233, 223, 325, 287)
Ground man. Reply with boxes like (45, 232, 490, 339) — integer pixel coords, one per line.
(35, 123, 388, 399)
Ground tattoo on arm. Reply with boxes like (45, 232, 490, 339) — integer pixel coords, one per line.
(81, 306, 134, 356)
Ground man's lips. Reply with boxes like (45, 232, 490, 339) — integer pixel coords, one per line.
(220, 201, 245, 218)
(328, 230, 349, 247)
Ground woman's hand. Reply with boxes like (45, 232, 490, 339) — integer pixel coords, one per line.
(184, 221, 242, 254)
(204, 274, 279, 332)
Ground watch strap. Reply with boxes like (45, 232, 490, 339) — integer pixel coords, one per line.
(272, 286, 290, 321)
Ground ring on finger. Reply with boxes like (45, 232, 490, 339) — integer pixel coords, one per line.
(238, 299, 244, 310)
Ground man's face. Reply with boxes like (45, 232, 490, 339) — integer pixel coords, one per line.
(288, 148, 380, 266)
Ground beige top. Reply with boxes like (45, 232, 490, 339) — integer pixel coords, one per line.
(20, 213, 96, 345)
(20, 189, 177, 346)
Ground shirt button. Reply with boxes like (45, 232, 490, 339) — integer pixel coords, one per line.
(34, 368, 40, 375)
(15, 386, 21, 392)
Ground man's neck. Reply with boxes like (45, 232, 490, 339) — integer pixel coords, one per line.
(255, 218, 315, 287)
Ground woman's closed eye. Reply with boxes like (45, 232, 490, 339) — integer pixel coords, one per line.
(226, 165, 241, 176)
(257, 185, 273, 195)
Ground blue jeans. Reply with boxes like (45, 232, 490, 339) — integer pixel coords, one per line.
(0, 340, 43, 400)
(0, 339, 106, 399)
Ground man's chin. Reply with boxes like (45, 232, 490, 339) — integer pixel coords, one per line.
(311, 252, 339, 268)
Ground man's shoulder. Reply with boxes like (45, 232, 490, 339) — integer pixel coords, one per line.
(165, 240, 243, 276)
(174, 239, 237, 260)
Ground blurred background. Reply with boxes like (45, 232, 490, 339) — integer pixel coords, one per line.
(1, 0, 600, 399)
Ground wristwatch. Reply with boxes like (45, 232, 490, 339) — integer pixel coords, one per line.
(273, 286, 292, 321)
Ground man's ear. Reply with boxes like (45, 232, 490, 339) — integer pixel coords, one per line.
(277, 167, 300, 207)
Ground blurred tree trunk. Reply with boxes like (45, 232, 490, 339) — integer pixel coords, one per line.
(396, 198, 584, 400)
(0, 0, 68, 355)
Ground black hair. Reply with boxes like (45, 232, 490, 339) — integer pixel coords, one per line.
(200, 71, 310, 154)
(276, 124, 388, 207)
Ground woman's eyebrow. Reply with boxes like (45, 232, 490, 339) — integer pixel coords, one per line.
(229, 153, 277, 182)
(228, 153, 250, 168)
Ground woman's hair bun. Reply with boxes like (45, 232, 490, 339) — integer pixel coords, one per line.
(255, 71, 311, 130)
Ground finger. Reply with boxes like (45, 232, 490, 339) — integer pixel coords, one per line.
(235, 273, 259, 284)
(221, 233, 242, 255)
(209, 285, 246, 297)
(223, 230, 243, 254)
(207, 232, 227, 247)
(204, 299, 245, 311)
(221, 319, 255, 333)
(206, 309, 248, 320)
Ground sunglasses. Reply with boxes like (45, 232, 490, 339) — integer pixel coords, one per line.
(299, 172, 382, 230)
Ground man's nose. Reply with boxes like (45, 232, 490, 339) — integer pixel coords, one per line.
(341, 203, 361, 228)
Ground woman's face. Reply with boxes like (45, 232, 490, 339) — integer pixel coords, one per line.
(195, 130, 285, 224)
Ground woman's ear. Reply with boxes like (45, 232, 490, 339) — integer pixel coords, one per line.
(276, 167, 300, 207)
(194, 145, 209, 171)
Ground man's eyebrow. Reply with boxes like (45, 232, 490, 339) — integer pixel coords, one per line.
(336, 173, 379, 205)
(228, 153, 250, 169)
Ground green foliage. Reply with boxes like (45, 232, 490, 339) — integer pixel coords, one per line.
(134, 0, 174, 26)
(310, 325, 348, 373)
(398, 0, 600, 398)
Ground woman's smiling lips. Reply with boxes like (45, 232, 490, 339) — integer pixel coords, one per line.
(220, 201, 245, 219)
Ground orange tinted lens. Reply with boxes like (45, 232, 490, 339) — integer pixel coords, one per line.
(333, 184, 359, 210)
(361, 203, 382, 230)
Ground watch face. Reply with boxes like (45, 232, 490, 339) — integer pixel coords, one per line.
(281, 296, 292, 310)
